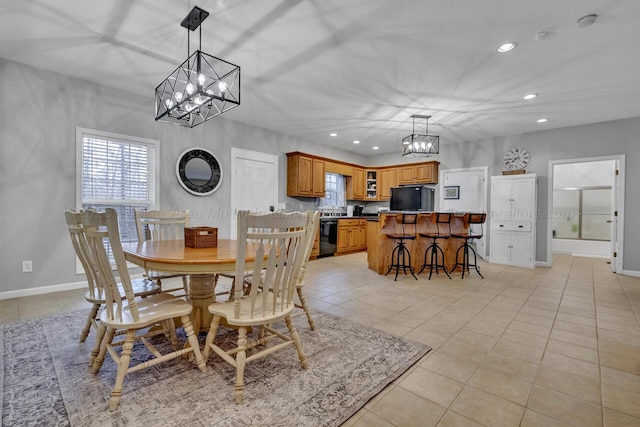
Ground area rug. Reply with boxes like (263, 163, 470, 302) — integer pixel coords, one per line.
(1, 309, 430, 426)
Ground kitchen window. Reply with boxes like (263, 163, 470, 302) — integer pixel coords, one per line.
(76, 127, 159, 255)
(319, 173, 345, 208)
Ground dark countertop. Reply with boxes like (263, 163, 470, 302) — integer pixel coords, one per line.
(320, 215, 375, 221)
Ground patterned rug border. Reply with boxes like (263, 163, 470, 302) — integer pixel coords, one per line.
(2, 309, 431, 426)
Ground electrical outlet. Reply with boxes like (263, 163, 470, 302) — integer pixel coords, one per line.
(22, 260, 32, 273)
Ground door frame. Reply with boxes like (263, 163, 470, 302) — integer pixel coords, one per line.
(546, 155, 625, 272)
(439, 166, 489, 258)
(230, 148, 279, 239)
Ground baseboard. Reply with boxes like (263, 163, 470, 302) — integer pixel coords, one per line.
(0, 273, 147, 300)
(0, 280, 87, 300)
(620, 269, 640, 278)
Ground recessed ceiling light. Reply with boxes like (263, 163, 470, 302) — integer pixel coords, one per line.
(577, 14, 597, 28)
(537, 118, 549, 123)
(372, 146, 379, 150)
(330, 133, 337, 137)
(497, 42, 518, 53)
(353, 140, 360, 144)
(523, 93, 538, 100)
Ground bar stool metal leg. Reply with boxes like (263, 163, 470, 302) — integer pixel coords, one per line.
(419, 237, 451, 279)
(385, 238, 417, 281)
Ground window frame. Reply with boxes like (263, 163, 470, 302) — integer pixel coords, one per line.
(75, 127, 160, 272)
(319, 172, 346, 208)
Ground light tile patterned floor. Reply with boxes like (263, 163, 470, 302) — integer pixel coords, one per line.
(2, 253, 640, 426)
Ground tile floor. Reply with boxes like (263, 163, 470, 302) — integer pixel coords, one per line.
(2, 253, 639, 426)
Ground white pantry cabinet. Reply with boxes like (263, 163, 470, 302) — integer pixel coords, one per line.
(489, 174, 537, 268)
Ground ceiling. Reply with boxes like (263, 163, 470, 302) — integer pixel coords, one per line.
(1, 0, 639, 155)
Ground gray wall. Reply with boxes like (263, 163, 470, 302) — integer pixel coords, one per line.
(1, 58, 639, 294)
(0, 59, 365, 294)
(369, 119, 640, 270)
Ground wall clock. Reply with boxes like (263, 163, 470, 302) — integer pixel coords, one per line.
(176, 148, 223, 196)
(503, 147, 530, 170)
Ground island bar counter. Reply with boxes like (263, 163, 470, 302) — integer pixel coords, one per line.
(367, 212, 472, 275)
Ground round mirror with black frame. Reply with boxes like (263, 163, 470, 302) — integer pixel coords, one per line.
(176, 148, 223, 196)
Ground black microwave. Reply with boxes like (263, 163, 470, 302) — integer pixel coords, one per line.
(389, 186, 434, 211)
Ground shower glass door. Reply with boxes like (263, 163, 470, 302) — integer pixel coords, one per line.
(553, 187, 611, 241)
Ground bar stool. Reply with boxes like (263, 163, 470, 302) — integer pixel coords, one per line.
(385, 213, 418, 281)
(418, 212, 453, 279)
(450, 213, 487, 279)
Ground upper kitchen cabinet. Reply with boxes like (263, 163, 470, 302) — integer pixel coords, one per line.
(398, 161, 439, 185)
(346, 167, 365, 200)
(378, 168, 398, 200)
(287, 153, 325, 197)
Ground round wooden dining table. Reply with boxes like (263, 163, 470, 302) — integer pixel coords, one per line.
(123, 239, 261, 332)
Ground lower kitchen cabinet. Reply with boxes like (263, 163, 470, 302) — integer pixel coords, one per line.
(337, 219, 367, 253)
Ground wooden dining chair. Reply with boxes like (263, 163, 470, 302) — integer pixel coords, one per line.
(84, 208, 206, 411)
(294, 210, 320, 330)
(64, 210, 160, 348)
(203, 210, 312, 404)
(134, 209, 190, 293)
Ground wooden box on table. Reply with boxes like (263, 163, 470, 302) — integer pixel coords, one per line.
(184, 227, 218, 248)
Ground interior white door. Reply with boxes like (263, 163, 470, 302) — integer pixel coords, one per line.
(441, 167, 488, 257)
(230, 148, 278, 239)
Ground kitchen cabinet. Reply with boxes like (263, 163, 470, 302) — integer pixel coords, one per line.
(489, 174, 537, 268)
(378, 168, 398, 200)
(286, 153, 325, 197)
(285, 152, 437, 201)
(310, 226, 320, 259)
(347, 167, 366, 200)
(365, 170, 377, 200)
(398, 162, 439, 185)
(490, 229, 533, 266)
(337, 219, 367, 253)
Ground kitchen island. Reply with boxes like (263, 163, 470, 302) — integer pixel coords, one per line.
(366, 212, 471, 275)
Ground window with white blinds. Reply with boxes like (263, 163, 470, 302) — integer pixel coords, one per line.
(76, 128, 159, 247)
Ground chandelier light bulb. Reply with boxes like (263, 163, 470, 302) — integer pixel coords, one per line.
(165, 99, 174, 108)
(186, 83, 195, 95)
(194, 96, 204, 105)
(427, 142, 433, 149)
(175, 92, 183, 102)
(197, 74, 206, 86)
(218, 81, 228, 92)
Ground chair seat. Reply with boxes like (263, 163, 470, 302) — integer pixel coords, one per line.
(85, 278, 160, 304)
(385, 233, 417, 240)
(208, 293, 294, 327)
(99, 293, 194, 329)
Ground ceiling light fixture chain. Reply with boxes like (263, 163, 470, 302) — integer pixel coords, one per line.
(401, 114, 440, 157)
(155, 6, 240, 128)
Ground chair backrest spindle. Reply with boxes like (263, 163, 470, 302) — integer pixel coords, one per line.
(84, 208, 140, 322)
(235, 211, 311, 321)
(135, 210, 190, 243)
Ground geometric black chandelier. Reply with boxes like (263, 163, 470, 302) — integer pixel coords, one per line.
(155, 6, 240, 128)
(401, 114, 439, 157)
